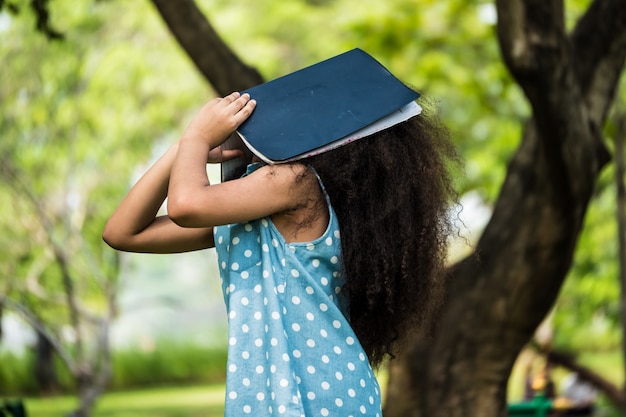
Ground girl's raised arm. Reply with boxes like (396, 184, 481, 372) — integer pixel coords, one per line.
(104, 92, 312, 253)
(102, 141, 225, 253)
(103, 93, 256, 254)
(167, 93, 309, 229)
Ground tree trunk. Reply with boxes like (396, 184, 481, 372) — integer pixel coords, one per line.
(34, 330, 60, 394)
(68, 375, 101, 417)
(384, 1, 625, 415)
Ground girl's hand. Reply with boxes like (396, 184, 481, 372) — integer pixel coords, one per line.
(182, 92, 256, 149)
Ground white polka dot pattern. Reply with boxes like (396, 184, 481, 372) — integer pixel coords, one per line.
(213, 163, 382, 417)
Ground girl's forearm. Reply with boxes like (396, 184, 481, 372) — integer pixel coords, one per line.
(102, 142, 179, 248)
(164, 93, 257, 227)
(167, 134, 214, 226)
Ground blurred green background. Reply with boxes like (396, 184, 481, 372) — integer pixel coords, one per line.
(0, 0, 623, 416)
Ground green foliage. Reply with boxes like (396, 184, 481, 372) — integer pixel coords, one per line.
(552, 78, 626, 352)
(0, 351, 37, 395)
(111, 342, 227, 389)
(0, 0, 209, 395)
(0, 348, 74, 395)
(553, 135, 624, 352)
(0, 343, 228, 395)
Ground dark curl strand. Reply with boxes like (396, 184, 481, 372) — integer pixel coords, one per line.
(305, 98, 460, 368)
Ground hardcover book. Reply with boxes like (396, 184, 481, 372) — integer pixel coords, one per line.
(221, 48, 421, 181)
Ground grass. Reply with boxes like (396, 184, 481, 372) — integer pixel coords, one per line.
(21, 371, 389, 417)
(17, 350, 621, 416)
(23, 384, 226, 417)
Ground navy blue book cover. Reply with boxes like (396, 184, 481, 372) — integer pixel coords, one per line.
(221, 48, 419, 181)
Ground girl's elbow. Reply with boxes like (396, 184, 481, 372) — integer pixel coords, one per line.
(102, 228, 124, 251)
(167, 196, 218, 228)
(102, 222, 133, 251)
(167, 196, 198, 227)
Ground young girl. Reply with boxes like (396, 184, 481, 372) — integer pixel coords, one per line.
(103, 92, 457, 417)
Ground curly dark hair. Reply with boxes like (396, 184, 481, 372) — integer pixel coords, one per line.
(304, 99, 460, 368)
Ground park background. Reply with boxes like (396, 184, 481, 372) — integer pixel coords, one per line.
(0, 0, 625, 416)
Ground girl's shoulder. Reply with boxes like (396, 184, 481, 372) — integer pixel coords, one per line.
(245, 162, 320, 198)
(248, 161, 310, 179)
(246, 163, 329, 243)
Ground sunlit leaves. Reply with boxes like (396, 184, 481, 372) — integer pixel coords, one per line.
(554, 144, 623, 351)
(0, 0, 208, 339)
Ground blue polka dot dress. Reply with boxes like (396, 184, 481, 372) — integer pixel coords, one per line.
(214, 163, 382, 417)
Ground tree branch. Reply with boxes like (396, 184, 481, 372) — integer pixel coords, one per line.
(150, 0, 264, 95)
(0, 157, 86, 364)
(0, 295, 77, 375)
(534, 344, 626, 409)
(571, 0, 626, 124)
(496, 0, 582, 139)
(30, 0, 64, 40)
(571, 0, 626, 93)
(495, 0, 565, 77)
